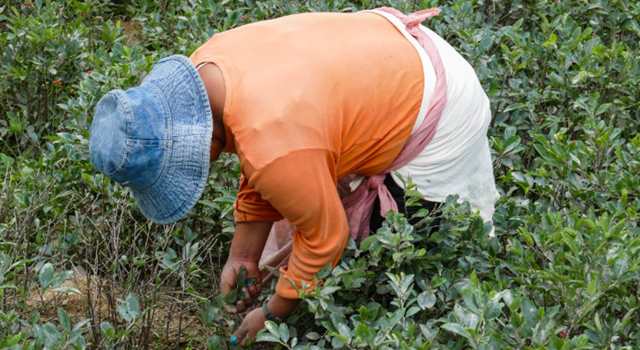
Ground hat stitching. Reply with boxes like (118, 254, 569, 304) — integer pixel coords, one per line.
(132, 55, 209, 196)
(129, 57, 187, 194)
(100, 90, 134, 177)
(149, 123, 210, 222)
(159, 140, 209, 220)
(140, 86, 175, 193)
(134, 55, 212, 223)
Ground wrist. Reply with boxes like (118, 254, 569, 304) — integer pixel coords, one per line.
(267, 294, 299, 320)
(261, 301, 281, 322)
(226, 255, 259, 265)
(229, 221, 272, 261)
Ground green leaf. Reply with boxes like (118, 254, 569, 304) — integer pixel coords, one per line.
(100, 321, 115, 339)
(454, 303, 480, 329)
(207, 335, 225, 349)
(320, 286, 341, 297)
(256, 332, 280, 343)
(419, 324, 437, 341)
(305, 332, 321, 341)
(543, 32, 558, 48)
(264, 320, 280, 338)
(38, 262, 54, 289)
(57, 308, 71, 332)
(441, 323, 473, 343)
(117, 293, 141, 323)
(34, 323, 62, 348)
(224, 289, 239, 304)
(359, 235, 377, 251)
(160, 248, 179, 271)
(278, 323, 290, 343)
(200, 302, 223, 325)
(406, 305, 421, 317)
(0, 333, 23, 347)
(417, 289, 436, 309)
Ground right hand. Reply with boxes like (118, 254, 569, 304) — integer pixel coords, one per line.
(220, 258, 262, 313)
(232, 306, 267, 346)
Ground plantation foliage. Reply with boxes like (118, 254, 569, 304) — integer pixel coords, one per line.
(0, 0, 639, 349)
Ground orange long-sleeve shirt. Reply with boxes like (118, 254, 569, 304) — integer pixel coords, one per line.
(190, 12, 423, 299)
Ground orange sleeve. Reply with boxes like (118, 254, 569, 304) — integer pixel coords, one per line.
(234, 174, 284, 223)
(248, 149, 349, 299)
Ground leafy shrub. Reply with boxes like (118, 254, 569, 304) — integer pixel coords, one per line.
(0, 0, 638, 349)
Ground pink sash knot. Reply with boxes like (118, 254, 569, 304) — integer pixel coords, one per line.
(341, 7, 448, 240)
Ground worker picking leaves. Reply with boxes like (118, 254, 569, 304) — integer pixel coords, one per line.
(89, 6, 498, 345)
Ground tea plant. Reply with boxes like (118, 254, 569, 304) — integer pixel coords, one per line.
(0, 0, 638, 349)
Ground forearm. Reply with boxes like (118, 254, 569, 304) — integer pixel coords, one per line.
(229, 221, 273, 262)
(267, 294, 300, 319)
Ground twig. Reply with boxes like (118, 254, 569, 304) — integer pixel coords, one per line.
(260, 241, 292, 285)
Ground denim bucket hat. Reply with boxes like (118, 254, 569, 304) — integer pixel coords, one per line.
(89, 55, 212, 224)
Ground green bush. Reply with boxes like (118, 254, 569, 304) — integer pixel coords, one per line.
(0, 0, 638, 349)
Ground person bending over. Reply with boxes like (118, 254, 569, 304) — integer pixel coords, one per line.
(89, 7, 498, 345)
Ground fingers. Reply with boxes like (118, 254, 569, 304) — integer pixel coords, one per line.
(240, 324, 259, 347)
(238, 287, 251, 312)
(225, 291, 252, 313)
(235, 299, 246, 313)
(219, 265, 235, 295)
(232, 324, 249, 347)
(234, 283, 263, 312)
(248, 283, 261, 297)
(220, 280, 233, 295)
(221, 262, 260, 294)
(232, 308, 266, 347)
(241, 332, 253, 347)
(220, 261, 264, 315)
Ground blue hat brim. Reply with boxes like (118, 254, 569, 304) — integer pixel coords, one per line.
(130, 55, 213, 224)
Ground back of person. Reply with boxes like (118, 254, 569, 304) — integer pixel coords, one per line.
(190, 12, 424, 177)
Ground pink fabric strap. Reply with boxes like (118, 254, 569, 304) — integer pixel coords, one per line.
(341, 7, 448, 240)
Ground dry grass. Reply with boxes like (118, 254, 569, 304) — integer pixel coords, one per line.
(25, 267, 214, 348)
(122, 21, 143, 45)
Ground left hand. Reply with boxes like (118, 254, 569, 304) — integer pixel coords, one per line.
(232, 307, 266, 346)
(220, 258, 262, 313)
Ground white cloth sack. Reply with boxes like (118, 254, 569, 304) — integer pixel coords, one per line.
(260, 13, 499, 268)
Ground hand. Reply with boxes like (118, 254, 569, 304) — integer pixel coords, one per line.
(221, 221, 272, 312)
(220, 258, 262, 312)
(232, 307, 266, 346)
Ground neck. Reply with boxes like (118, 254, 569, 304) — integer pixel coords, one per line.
(197, 62, 227, 159)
